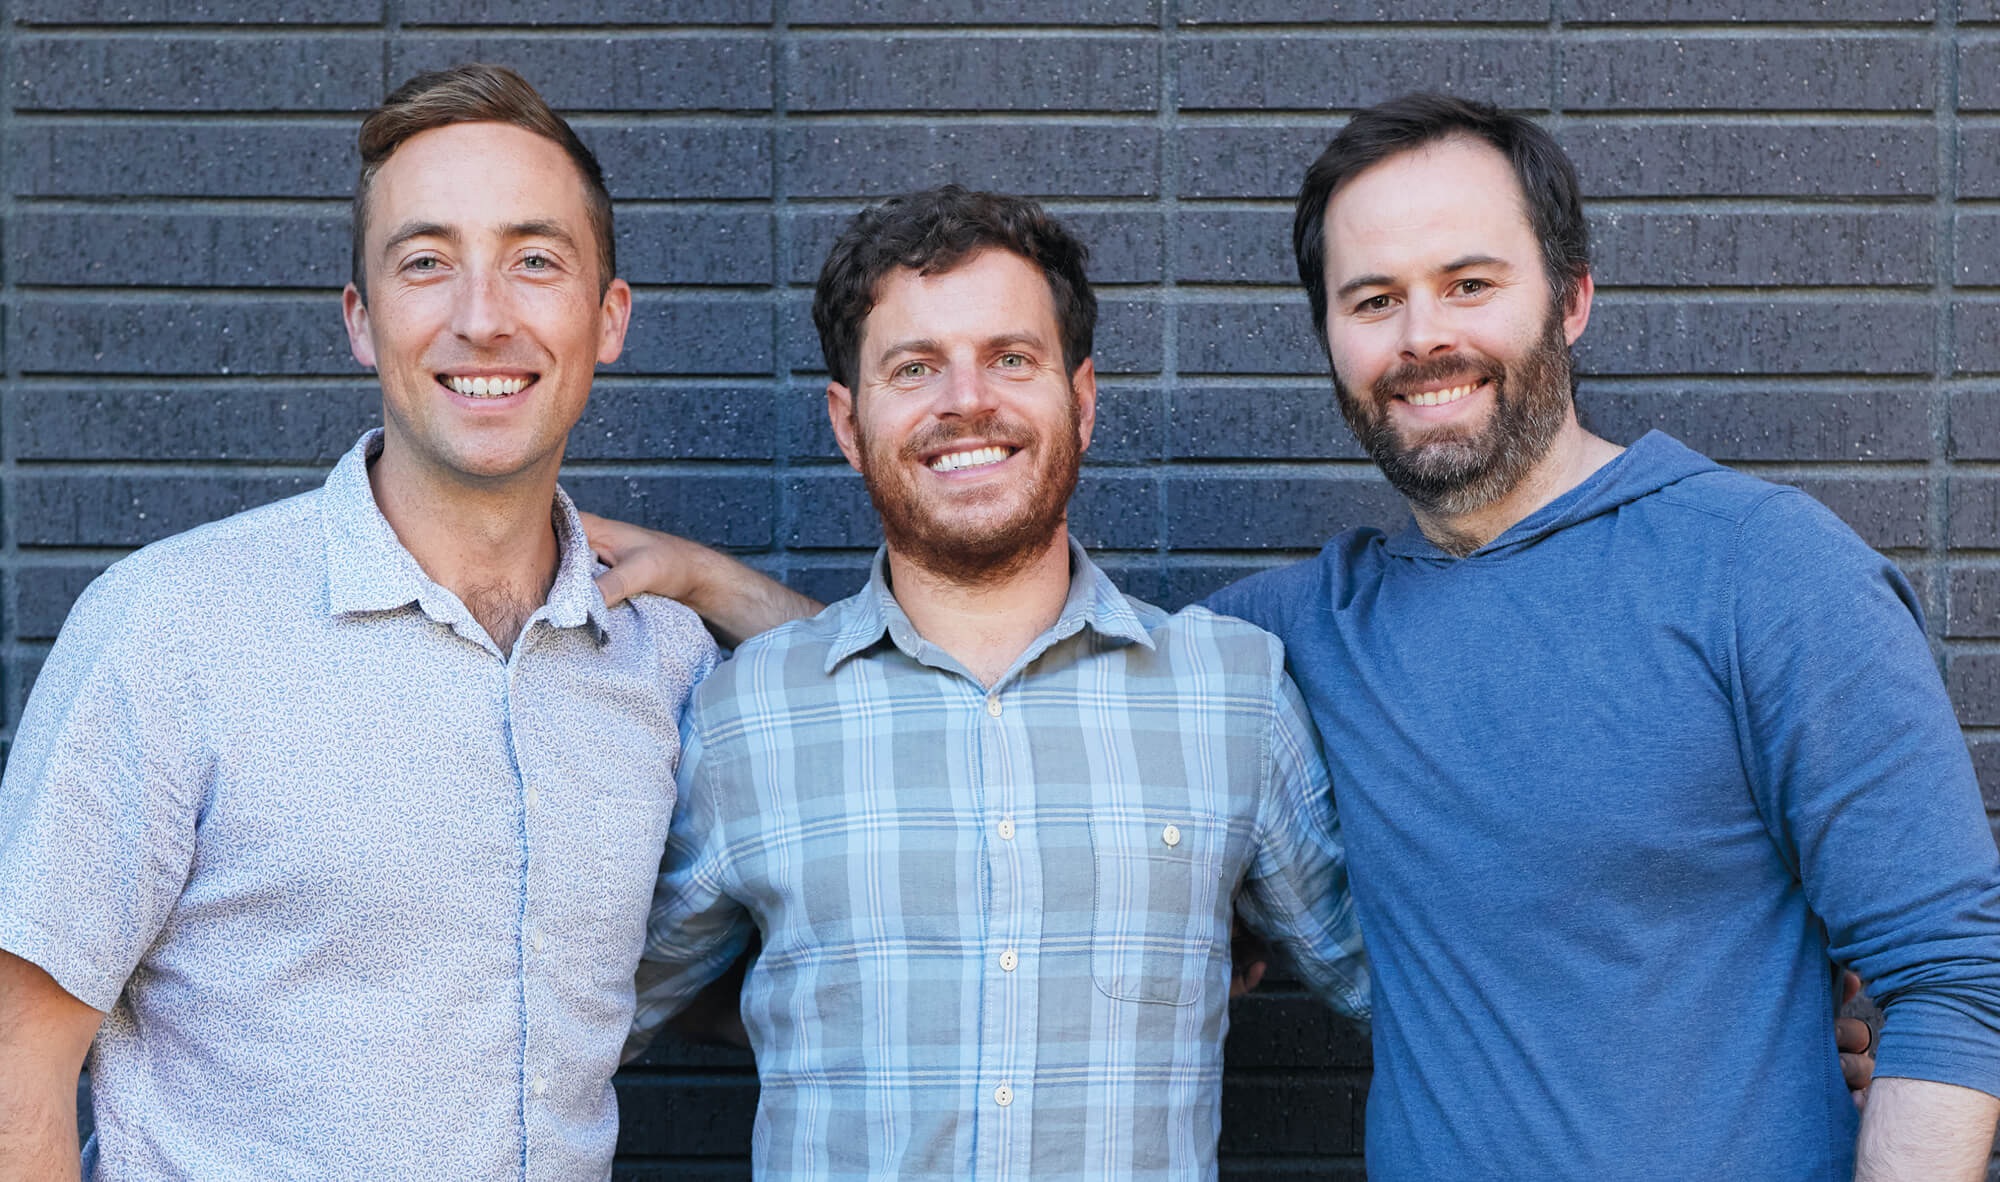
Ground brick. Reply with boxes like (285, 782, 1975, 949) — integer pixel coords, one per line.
(1948, 568, 2000, 639)
(1088, 383, 1163, 462)
(1576, 385, 1931, 462)
(781, 295, 823, 373)
(615, 296, 777, 376)
(1971, 737, 2000, 811)
(1224, 994, 1371, 1069)
(1183, 0, 1543, 19)
(1166, 475, 1406, 549)
(1180, 125, 1343, 200)
(12, 36, 379, 113)
(612, 1166, 752, 1182)
(565, 385, 777, 460)
(786, 470, 878, 548)
(788, 207, 1161, 285)
(613, 1076, 759, 1156)
(1567, 0, 1931, 16)
(589, 125, 772, 200)
(1951, 476, 2000, 550)
(1961, 41, 2000, 111)
(9, 657, 49, 733)
(1957, 128, 2000, 198)
(1956, 302, 2000, 374)
(564, 474, 772, 548)
(784, 123, 1160, 198)
(1071, 472, 1161, 549)
(785, 380, 842, 459)
(12, 386, 377, 461)
(1591, 211, 1933, 288)
(13, 296, 353, 376)
(793, 0, 1154, 21)
(8, 123, 355, 198)
(618, 209, 773, 286)
(1953, 392, 2000, 460)
(1785, 475, 1928, 551)
(1219, 1074, 1365, 1156)
(784, 559, 872, 607)
(1948, 653, 2000, 727)
(1178, 300, 1322, 376)
(1179, 36, 1549, 111)
(405, 0, 771, 21)
(1176, 209, 1293, 284)
(1969, 0, 2000, 17)
(16, 473, 324, 547)
(1096, 298, 1164, 375)
(1562, 123, 1935, 198)
(1576, 299, 1933, 376)
(1563, 37, 1930, 112)
(15, 0, 378, 22)
(1164, 556, 1316, 610)
(1956, 213, 2000, 286)
(392, 36, 772, 112)
(11, 211, 351, 288)
(1171, 385, 1362, 460)
(16, 565, 106, 641)
(791, 35, 1156, 113)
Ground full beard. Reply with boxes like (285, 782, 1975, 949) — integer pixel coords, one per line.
(857, 403, 1081, 587)
(1335, 306, 1575, 520)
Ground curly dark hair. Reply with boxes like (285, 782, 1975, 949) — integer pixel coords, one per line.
(811, 185, 1096, 388)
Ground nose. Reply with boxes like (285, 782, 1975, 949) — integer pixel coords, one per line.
(449, 266, 515, 345)
(1398, 291, 1458, 361)
(935, 355, 998, 417)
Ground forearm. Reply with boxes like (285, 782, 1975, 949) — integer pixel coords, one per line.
(1854, 1076, 2000, 1181)
(0, 949, 98, 1182)
(680, 544, 821, 648)
(0, 1076, 83, 1182)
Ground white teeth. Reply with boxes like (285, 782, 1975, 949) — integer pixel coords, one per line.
(1408, 382, 1478, 408)
(929, 445, 1012, 473)
(446, 375, 528, 398)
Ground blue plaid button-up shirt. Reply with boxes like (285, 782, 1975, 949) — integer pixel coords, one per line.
(634, 541, 1367, 1179)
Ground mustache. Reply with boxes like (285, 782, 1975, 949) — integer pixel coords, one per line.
(897, 413, 1034, 460)
(1373, 353, 1505, 401)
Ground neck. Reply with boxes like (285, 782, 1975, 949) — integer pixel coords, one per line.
(887, 528, 1073, 687)
(1412, 417, 1625, 557)
(368, 434, 563, 652)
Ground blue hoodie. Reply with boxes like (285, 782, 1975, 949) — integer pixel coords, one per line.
(1207, 431, 2000, 1179)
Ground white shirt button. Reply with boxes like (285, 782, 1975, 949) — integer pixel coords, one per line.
(530, 927, 546, 953)
(1163, 824, 1181, 848)
(985, 696, 1003, 717)
(997, 818, 1015, 840)
(994, 1085, 1013, 1107)
(531, 1076, 548, 1097)
(525, 785, 540, 810)
(999, 949, 1018, 972)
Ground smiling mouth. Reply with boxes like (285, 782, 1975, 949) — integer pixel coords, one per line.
(1400, 380, 1485, 408)
(440, 374, 535, 398)
(928, 445, 1016, 473)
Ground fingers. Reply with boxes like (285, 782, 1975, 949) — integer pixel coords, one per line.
(1841, 969, 1863, 1008)
(1229, 960, 1267, 1000)
(1836, 1015, 1873, 1056)
(595, 566, 636, 608)
(1840, 1051, 1874, 1107)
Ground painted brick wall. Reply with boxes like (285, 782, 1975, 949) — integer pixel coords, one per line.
(9, 2, 1996, 1177)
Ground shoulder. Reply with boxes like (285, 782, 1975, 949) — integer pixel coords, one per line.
(687, 597, 853, 717)
(1200, 529, 1382, 637)
(618, 592, 722, 682)
(1127, 597, 1291, 692)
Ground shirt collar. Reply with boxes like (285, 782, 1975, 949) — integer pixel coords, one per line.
(320, 430, 610, 642)
(824, 535, 1155, 675)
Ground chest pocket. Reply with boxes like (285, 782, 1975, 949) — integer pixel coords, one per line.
(1089, 810, 1225, 1006)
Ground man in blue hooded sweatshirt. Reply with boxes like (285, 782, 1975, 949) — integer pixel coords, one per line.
(1193, 93, 2000, 1180)
(584, 97, 1981, 1177)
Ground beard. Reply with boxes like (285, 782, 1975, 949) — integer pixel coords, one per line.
(855, 397, 1081, 587)
(1334, 303, 1575, 519)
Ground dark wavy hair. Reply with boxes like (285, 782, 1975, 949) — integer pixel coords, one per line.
(352, 64, 614, 300)
(812, 185, 1096, 387)
(1293, 93, 1590, 343)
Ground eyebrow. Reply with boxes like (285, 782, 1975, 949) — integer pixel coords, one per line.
(873, 332, 1051, 369)
(1333, 254, 1511, 303)
(378, 219, 580, 257)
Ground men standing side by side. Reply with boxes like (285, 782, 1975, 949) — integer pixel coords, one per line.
(1200, 94, 2000, 1179)
(0, 66, 715, 1180)
(618, 187, 1368, 1177)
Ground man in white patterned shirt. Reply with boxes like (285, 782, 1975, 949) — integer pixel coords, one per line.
(0, 65, 715, 1180)
(602, 186, 1369, 1178)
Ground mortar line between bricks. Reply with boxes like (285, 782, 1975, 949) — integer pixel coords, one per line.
(1935, 5, 1960, 656)
(1152, 0, 1176, 600)
(2, 0, 20, 749)
(771, 0, 795, 582)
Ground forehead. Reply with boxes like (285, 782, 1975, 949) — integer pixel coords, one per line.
(365, 121, 591, 245)
(1321, 137, 1540, 283)
(863, 248, 1059, 351)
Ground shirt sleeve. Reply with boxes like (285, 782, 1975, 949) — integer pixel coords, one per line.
(1234, 660, 1371, 1023)
(1733, 488, 2000, 1098)
(0, 565, 205, 1012)
(627, 697, 757, 1054)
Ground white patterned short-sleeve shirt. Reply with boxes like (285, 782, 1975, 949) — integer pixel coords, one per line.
(0, 430, 717, 1181)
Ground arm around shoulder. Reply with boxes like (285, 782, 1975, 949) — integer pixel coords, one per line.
(581, 512, 821, 647)
(0, 947, 103, 1182)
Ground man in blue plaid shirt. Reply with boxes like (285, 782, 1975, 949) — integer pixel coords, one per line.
(608, 186, 1368, 1178)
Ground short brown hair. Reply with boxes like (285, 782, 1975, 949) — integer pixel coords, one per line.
(351, 64, 615, 300)
(812, 186, 1096, 389)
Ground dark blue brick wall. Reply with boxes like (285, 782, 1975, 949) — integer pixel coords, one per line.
(7, 5, 1997, 1178)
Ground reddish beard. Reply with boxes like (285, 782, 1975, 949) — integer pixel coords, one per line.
(855, 400, 1082, 587)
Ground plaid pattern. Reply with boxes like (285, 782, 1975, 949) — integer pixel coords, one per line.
(634, 541, 1367, 1180)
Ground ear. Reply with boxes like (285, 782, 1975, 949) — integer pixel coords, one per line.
(595, 277, 633, 366)
(342, 283, 377, 369)
(1070, 357, 1097, 455)
(827, 381, 863, 472)
(1561, 270, 1594, 346)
